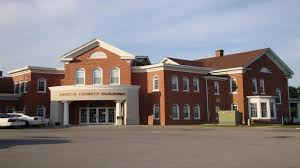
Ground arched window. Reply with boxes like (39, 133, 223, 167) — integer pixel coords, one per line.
(93, 68, 103, 85)
(110, 67, 120, 85)
(37, 78, 47, 93)
(76, 68, 85, 85)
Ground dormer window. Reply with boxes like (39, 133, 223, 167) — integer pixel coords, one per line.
(110, 67, 120, 85)
(76, 68, 85, 85)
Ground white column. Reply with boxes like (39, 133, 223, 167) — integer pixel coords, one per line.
(115, 101, 122, 125)
(124, 101, 127, 126)
(63, 101, 70, 126)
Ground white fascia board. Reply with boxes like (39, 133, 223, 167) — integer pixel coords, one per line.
(60, 38, 135, 62)
(204, 76, 228, 81)
(210, 67, 248, 75)
(49, 84, 140, 91)
(159, 58, 180, 65)
(132, 63, 212, 74)
(247, 96, 275, 99)
(8, 66, 63, 75)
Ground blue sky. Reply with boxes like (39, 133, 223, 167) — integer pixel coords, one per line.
(0, 0, 299, 85)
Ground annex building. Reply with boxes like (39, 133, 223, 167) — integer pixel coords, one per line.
(0, 38, 296, 126)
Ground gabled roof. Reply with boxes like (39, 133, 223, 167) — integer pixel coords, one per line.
(163, 48, 293, 77)
(8, 66, 64, 75)
(60, 38, 135, 62)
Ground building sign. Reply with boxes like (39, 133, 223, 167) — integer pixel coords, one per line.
(58, 92, 126, 97)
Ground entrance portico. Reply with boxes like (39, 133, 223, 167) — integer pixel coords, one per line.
(49, 85, 140, 126)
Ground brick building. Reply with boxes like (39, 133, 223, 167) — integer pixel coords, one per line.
(0, 39, 294, 126)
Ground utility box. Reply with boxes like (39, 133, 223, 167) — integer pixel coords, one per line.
(218, 110, 242, 126)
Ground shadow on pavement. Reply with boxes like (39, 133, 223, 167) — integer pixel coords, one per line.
(0, 137, 71, 150)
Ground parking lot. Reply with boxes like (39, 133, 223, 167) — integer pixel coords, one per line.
(1, 126, 300, 168)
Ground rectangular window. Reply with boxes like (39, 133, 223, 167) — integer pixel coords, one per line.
(252, 79, 257, 94)
(194, 104, 200, 120)
(260, 79, 265, 94)
(153, 104, 160, 120)
(14, 83, 19, 94)
(250, 103, 257, 117)
(36, 106, 46, 118)
(171, 76, 179, 91)
(80, 108, 87, 123)
(231, 104, 238, 111)
(215, 105, 220, 121)
(172, 104, 179, 120)
(275, 88, 281, 104)
(24, 81, 28, 93)
(183, 77, 189, 92)
(213, 81, 220, 95)
(270, 102, 275, 118)
(183, 104, 190, 120)
(193, 78, 199, 92)
(230, 79, 237, 93)
(38, 79, 47, 93)
(261, 102, 267, 118)
(152, 76, 159, 92)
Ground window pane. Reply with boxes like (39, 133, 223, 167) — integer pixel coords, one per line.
(38, 80, 46, 92)
(193, 79, 199, 91)
(231, 79, 237, 92)
(111, 68, 119, 84)
(194, 105, 200, 119)
(172, 104, 178, 119)
(153, 104, 160, 120)
(183, 105, 189, 119)
(261, 103, 267, 117)
(250, 103, 257, 117)
(93, 69, 102, 84)
(270, 102, 274, 118)
(252, 79, 257, 93)
(76, 70, 85, 85)
(171, 76, 178, 90)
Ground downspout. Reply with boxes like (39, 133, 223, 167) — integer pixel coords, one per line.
(205, 79, 210, 122)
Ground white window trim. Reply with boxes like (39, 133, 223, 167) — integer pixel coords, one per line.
(193, 78, 199, 92)
(153, 104, 160, 120)
(260, 79, 265, 95)
(252, 78, 258, 94)
(171, 75, 179, 92)
(110, 67, 120, 85)
(92, 68, 103, 85)
(37, 78, 47, 93)
(248, 97, 277, 120)
(172, 104, 180, 120)
(152, 75, 159, 92)
(275, 88, 282, 104)
(75, 68, 86, 85)
(183, 104, 190, 120)
(260, 102, 269, 119)
(230, 78, 237, 94)
(194, 104, 200, 120)
(36, 105, 46, 118)
(24, 81, 28, 94)
(183, 77, 190, 92)
(214, 81, 220, 95)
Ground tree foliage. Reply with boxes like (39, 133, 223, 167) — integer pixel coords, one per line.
(289, 86, 300, 98)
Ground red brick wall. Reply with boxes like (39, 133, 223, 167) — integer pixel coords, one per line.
(62, 46, 132, 85)
(11, 72, 64, 117)
(0, 77, 14, 93)
(242, 55, 289, 122)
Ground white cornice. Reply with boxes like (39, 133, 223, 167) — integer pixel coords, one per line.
(60, 38, 135, 62)
(210, 67, 249, 75)
(132, 63, 212, 74)
(49, 84, 140, 91)
(204, 76, 228, 81)
(8, 66, 64, 76)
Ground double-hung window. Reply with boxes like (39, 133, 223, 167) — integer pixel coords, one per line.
(93, 68, 102, 85)
(193, 78, 199, 92)
(252, 79, 257, 94)
(183, 77, 189, 92)
(172, 104, 179, 120)
(76, 68, 85, 85)
(249, 103, 257, 118)
(36, 105, 46, 118)
(194, 104, 200, 120)
(153, 104, 160, 120)
(171, 75, 178, 91)
(152, 75, 159, 92)
(275, 88, 281, 104)
(183, 104, 190, 120)
(260, 79, 265, 94)
(37, 78, 47, 93)
(261, 102, 267, 118)
(110, 67, 120, 85)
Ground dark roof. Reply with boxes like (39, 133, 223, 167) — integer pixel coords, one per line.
(167, 48, 269, 69)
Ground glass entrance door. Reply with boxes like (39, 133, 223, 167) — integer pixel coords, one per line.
(98, 108, 107, 124)
(89, 108, 97, 124)
(108, 108, 115, 123)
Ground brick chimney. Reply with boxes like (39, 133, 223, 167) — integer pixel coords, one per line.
(215, 49, 224, 58)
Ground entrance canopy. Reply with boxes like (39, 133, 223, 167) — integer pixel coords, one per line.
(49, 85, 139, 101)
